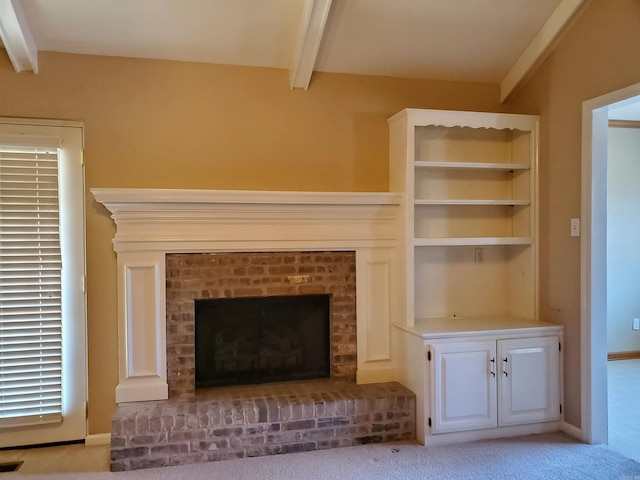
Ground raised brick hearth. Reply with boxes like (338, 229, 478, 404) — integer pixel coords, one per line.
(111, 380, 415, 471)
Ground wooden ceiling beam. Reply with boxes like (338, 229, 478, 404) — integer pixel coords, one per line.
(0, 0, 38, 73)
(500, 0, 588, 103)
(289, 0, 332, 90)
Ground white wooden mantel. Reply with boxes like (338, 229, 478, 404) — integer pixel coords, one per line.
(92, 188, 401, 403)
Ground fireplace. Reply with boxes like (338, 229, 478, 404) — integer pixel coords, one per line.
(195, 294, 331, 388)
(91, 188, 400, 403)
(94, 188, 415, 472)
(166, 251, 357, 398)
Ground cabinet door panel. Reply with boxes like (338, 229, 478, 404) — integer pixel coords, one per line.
(430, 341, 497, 433)
(498, 336, 560, 426)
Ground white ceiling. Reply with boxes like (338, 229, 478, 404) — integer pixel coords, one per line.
(0, 0, 593, 101)
(315, 0, 559, 83)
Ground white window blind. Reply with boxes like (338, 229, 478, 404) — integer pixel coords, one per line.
(0, 139, 64, 428)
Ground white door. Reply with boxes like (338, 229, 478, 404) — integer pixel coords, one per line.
(430, 340, 497, 433)
(498, 336, 560, 426)
(0, 120, 86, 447)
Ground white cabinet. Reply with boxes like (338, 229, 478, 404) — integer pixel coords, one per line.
(430, 339, 497, 433)
(429, 335, 561, 435)
(388, 108, 539, 326)
(497, 336, 561, 426)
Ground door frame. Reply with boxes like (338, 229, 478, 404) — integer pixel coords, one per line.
(581, 82, 640, 444)
(0, 118, 87, 447)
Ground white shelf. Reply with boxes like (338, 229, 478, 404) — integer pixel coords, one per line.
(414, 237, 533, 247)
(415, 161, 530, 171)
(414, 199, 530, 206)
(397, 314, 562, 340)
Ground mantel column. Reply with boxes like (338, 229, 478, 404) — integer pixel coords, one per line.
(115, 251, 168, 403)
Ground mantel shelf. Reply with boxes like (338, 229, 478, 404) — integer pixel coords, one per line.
(92, 188, 401, 208)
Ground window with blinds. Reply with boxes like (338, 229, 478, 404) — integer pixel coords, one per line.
(0, 142, 63, 428)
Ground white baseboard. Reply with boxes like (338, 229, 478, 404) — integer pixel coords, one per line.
(85, 433, 111, 446)
(422, 421, 560, 447)
(561, 421, 583, 442)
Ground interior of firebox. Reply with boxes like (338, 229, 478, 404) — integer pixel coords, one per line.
(194, 294, 331, 388)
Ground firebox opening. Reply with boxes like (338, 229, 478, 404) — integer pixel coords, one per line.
(195, 294, 331, 389)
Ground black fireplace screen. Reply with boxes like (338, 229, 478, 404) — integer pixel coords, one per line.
(195, 294, 331, 388)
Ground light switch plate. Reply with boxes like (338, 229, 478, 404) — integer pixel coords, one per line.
(571, 218, 580, 237)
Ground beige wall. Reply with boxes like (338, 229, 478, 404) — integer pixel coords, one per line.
(505, 0, 640, 426)
(0, 50, 503, 433)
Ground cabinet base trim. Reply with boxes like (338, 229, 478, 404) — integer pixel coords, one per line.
(421, 422, 561, 447)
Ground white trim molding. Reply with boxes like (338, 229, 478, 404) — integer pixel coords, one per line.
(289, 0, 332, 90)
(581, 82, 640, 445)
(500, 0, 587, 102)
(92, 188, 401, 403)
(85, 433, 112, 446)
(0, 0, 38, 73)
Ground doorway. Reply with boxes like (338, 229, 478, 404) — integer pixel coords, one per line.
(581, 82, 640, 446)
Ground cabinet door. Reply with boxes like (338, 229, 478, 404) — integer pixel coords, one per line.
(430, 340, 497, 433)
(498, 336, 560, 426)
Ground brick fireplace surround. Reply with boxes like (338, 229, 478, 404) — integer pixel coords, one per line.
(92, 188, 415, 471)
(166, 251, 360, 397)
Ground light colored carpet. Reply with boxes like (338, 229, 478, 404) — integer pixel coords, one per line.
(2, 432, 640, 479)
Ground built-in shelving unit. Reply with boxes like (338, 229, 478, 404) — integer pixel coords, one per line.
(388, 108, 540, 327)
(389, 109, 563, 446)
